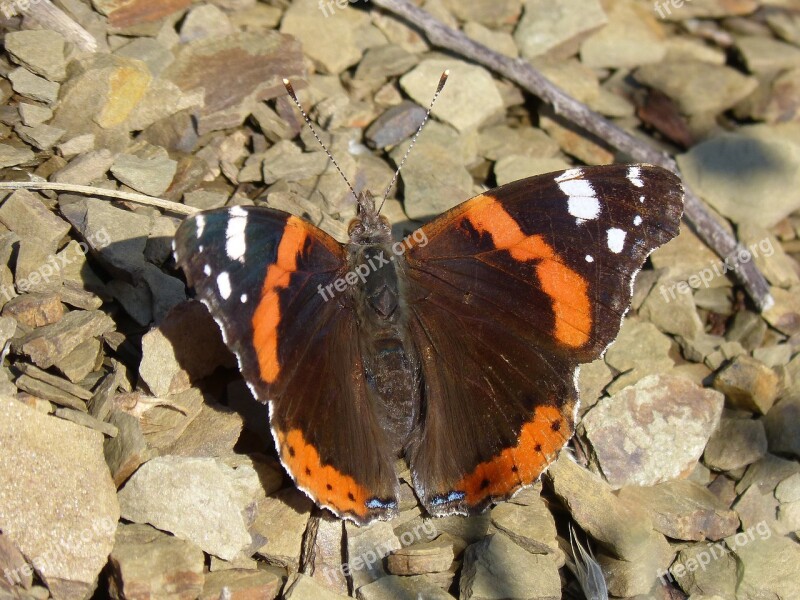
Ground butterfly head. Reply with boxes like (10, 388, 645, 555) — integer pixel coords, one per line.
(348, 189, 391, 245)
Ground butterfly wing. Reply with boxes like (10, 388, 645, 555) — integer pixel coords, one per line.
(402, 164, 684, 515)
(174, 207, 399, 523)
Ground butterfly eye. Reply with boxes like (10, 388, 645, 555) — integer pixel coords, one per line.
(348, 219, 363, 236)
(379, 216, 390, 229)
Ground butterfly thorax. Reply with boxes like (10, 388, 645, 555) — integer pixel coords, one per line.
(348, 239, 421, 456)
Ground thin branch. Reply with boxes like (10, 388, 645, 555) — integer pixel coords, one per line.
(20, 0, 98, 53)
(369, 0, 773, 312)
(0, 181, 196, 215)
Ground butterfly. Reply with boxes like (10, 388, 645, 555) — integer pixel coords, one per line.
(173, 75, 684, 525)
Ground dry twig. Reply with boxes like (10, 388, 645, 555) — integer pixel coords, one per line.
(369, 0, 773, 312)
(19, 0, 97, 52)
(0, 181, 196, 215)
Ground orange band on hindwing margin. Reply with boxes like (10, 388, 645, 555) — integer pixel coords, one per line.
(464, 195, 592, 348)
(455, 405, 571, 507)
(252, 216, 307, 384)
(276, 427, 371, 519)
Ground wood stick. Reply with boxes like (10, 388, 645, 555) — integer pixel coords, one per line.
(18, 0, 97, 52)
(369, 0, 773, 312)
(0, 181, 196, 215)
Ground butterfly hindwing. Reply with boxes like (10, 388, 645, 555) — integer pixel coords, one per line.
(402, 164, 684, 515)
(174, 207, 399, 523)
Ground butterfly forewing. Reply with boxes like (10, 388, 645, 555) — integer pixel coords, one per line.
(402, 164, 684, 515)
(174, 207, 400, 524)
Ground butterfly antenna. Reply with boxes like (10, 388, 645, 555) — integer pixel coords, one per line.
(283, 78, 357, 201)
(378, 69, 449, 213)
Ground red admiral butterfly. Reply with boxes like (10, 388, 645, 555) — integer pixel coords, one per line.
(173, 75, 684, 525)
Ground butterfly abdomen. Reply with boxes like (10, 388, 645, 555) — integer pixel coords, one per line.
(349, 243, 421, 455)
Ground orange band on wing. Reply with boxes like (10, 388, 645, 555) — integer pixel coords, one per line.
(464, 196, 591, 348)
(455, 405, 571, 507)
(252, 216, 307, 384)
(276, 427, 371, 519)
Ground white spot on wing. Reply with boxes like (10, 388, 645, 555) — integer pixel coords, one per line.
(230, 205, 248, 217)
(226, 215, 247, 262)
(639, 195, 645, 203)
(567, 194, 600, 222)
(633, 215, 643, 226)
(607, 228, 627, 254)
(627, 166, 644, 188)
(240, 293, 248, 303)
(557, 171, 600, 224)
(196, 214, 206, 237)
(203, 264, 211, 276)
(585, 255, 594, 263)
(555, 168, 583, 182)
(217, 272, 232, 299)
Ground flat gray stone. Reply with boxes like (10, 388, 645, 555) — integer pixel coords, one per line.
(283, 573, 350, 600)
(251, 489, 312, 569)
(704, 417, 768, 471)
(280, 0, 369, 74)
(732, 529, 800, 598)
(580, 0, 666, 68)
(107, 523, 205, 600)
(14, 123, 65, 151)
(581, 374, 724, 488)
(515, 0, 607, 60)
(0, 396, 119, 599)
(4, 30, 67, 82)
(14, 310, 115, 369)
(111, 153, 177, 197)
(8, 67, 60, 105)
(139, 301, 234, 396)
(549, 455, 669, 563)
(0, 143, 34, 168)
(737, 35, 800, 74)
(18, 103, 54, 127)
(764, 397, 800, 459)
(52, 149, 116, 185)
(0, 190, 71, 254)
(344, 520, 401, 589)
(636, 60, 757, 115)
(61, 198, 150, 277)
(400, 59, 503, 132)
(118, 456, 258, 560)
(677, 133, 800, 227)
(460, 533, 560, 600)
(668, 542, 738, 598)
(617, 480, 739, 541)
(358, 574, 455, 600)
(199, 568, 281, 600)
(713, 355, 780, 415)
(389, 123, 473, 220)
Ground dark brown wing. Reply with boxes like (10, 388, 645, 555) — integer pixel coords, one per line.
(174, 207, 399, 523)
(402, 164, 684, 515)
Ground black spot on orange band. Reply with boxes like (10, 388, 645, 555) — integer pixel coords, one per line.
(454, 405, 572, 507)
(275, 427, 373, 520)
